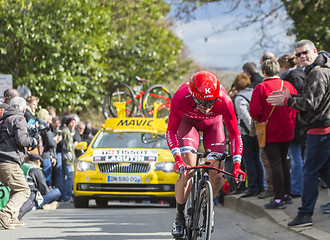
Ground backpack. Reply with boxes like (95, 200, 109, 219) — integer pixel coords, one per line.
(236, 94, 256, 137)
(0, 182, 10, 210)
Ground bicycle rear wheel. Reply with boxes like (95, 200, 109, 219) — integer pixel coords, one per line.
(102, 83, 137, 118)
(142, 84, 172, 118)
(192, 181, 214, 240)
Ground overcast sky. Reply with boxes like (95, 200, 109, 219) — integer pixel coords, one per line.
(168, 2, 296, 70)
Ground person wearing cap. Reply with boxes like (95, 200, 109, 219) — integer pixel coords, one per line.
(18, 153, 61, 222)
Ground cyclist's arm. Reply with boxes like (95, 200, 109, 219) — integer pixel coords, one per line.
(220, 89, 243, 163)
(166, 92, 183, 157)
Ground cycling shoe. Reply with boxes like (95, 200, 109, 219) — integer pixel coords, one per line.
(172, 220, 185, 239)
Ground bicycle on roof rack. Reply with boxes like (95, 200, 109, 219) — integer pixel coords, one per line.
(177, 149, 242, 240)
(102, 76, 172, 119)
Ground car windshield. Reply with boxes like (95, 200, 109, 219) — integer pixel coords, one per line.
(92, 131, 169, 149)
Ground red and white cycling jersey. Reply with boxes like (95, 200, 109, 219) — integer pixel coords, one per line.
(166, 83, 243, 160)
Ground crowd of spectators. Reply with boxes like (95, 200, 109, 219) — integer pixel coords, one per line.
(227, 39, 329, 227)
(0, 90, 97, 229)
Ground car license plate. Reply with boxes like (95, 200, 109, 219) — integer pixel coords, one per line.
(107, 175, 141, 183)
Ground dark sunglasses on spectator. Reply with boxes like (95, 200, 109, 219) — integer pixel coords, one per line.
(295, 49, 312, 58)
(193, 97, 216, 108)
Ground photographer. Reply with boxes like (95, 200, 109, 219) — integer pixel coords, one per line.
(35, 109, 57, 187)
(0, 97, 38, 230)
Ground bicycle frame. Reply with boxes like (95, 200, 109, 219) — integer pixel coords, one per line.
(133, 77, 171, 116)
(132, 89, 145, 113)
(180, 150, 232, 240)
(133, 76, 147, 112)
(143, 92, 171, 115)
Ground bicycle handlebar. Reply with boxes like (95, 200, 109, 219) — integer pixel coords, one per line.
(177, 150, 244, 182)
(186, 165, 234, 178)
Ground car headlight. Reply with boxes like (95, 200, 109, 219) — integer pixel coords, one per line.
(76, 160, 95, 172)
(154, 162, 174, 172)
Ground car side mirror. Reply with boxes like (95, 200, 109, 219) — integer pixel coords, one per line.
(76, 141, 88, 152)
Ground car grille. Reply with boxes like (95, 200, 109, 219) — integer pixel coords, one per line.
(76, 183, 175, 192)
(97, 162, 151, 173)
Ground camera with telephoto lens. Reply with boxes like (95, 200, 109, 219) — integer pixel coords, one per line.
(27, 121, 50, 139)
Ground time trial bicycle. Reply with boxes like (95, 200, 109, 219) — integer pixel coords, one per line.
(178, 149, 242, 240)
(102, 76, 172, 119)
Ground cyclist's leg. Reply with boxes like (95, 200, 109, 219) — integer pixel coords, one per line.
(175, 150, 196, 204)
(172, 149, 195, 238)
(203, 119, 226, 196)
(175, 117, 200, 204)
(172, 118, 200, 238)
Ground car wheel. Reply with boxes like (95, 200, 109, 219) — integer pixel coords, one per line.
(73, 196, 89, 208)
(96, 199, 108, 207)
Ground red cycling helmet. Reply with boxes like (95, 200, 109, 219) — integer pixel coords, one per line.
(189, 71, 220, 101)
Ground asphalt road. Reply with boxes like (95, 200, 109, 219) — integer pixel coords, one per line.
(1, 201, 308, 240)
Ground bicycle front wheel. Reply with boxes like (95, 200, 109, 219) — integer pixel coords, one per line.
(192, 181, 214, 240)
(142, 84, 172, 118)
(102, 83, 137, 118)
(184, 178, 196, 240)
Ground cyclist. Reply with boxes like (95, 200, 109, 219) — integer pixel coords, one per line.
(166, 70, 246, 239)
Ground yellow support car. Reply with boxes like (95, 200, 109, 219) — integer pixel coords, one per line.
(73, 103, 178, 208)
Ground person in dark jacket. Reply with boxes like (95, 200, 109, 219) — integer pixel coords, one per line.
(73, 121, 85, 159)
(18, 153, 61, 222)
(267, 39, 330, 227)
(278, 54, 306, 198)
(36, 108, 57, 187)
(243, 62, 263, 88)
(49, 116, 63, 195)
(0, 97, 38, 229)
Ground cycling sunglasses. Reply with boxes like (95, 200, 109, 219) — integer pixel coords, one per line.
(193, 97, 216, 108)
